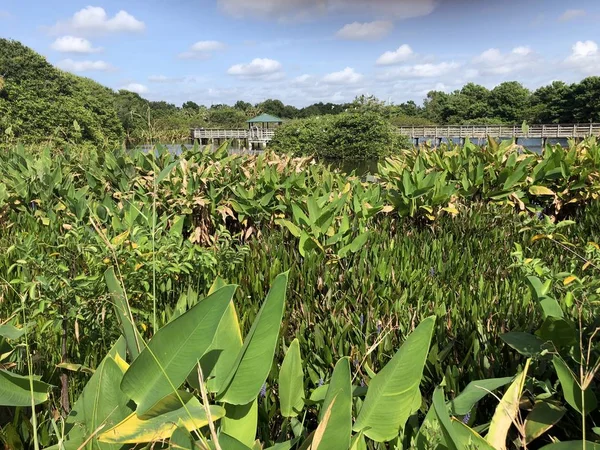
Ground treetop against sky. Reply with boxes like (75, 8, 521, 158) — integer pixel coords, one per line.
(1, 0, 599, 107)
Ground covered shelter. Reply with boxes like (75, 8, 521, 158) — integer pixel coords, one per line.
(246, 113, 283, 130)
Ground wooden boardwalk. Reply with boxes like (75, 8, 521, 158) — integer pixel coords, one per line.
(192, 123, 600, 145)
(192, 128, 275, 147)
(398, 123, 600, 139)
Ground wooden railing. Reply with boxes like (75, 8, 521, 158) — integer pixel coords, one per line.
(191, 129, 248, 139)
(192, 124, 600, 143)
(397, 124, 600, 139)
(191, 128, 276, 141)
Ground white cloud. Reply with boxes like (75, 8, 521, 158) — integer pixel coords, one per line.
(51, 36, 102, 53)
(148, 75, 186, 83)
(564, 40, 600, 74)
(376, 44, 414, 65)
(48, 6, 145, 36)
(218, 0, 437, 22)
(120, 83, 148, 94)
(192, 41, 226, 52)
(57, 59, 114, 73)
(512, 46, 532, 56)
(322, 67, 363, 84)
(227, 58, 283, 78)
(559, 9, 586, 22)
(379, 62, 460, 80)
(179, 40, 226, 59)
(336, 21, 393, 41)
(473, 46, 537, 76)
(570, 40, 598, 58)
(0, 10, 12, 19)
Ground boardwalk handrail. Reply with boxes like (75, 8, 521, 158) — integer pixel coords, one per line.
(396, 123, 600, 139)
(191, 123, 600, 143)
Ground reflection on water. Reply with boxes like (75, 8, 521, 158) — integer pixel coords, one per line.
(325, 159, 379, 176)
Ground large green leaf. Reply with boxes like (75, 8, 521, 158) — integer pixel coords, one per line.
(121, 285, 235, 415)
(449, 377, 513, 415)
(105, 268, 143, 359)
(553, 356, 597, 416)
(432, 387, 462, 450)
(61, 337, 131, 450)
(218, 433, 253, 450)
(64, 360, 132, 449)
(524, 401, 565, 445)
(540, 442, 600, 450)
(349, 432, 367, 450)
(449, 419, 494, 450)
(170, 426, 194, 450)
(279, 338, 304, 418)
(221, 401, 258, 447)
(525, 276, 563, 319)
(536, 317, 577, 348)
(197, 300, 244, 393)
(353, 316, 435, 442)
(315, 357, 352, 449)
(218, 272, 289, 405)
(99, 391, 225, 444)
(500, 332, 547, 357)
(486, 359, 530, 450)
(0, 324, 27, 340)
(0, 369, 50, 407)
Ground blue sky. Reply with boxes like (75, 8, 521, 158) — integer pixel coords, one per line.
(1, 0, 599, 106)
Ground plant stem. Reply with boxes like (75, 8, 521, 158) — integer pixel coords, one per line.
(153, 160, 157, 334)
(60, 313, 70, 416)
(197, 363, 222, 450)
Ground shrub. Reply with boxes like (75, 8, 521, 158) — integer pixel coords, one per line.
(0, 39, 124, 148)
(270, 111, 401, 161)
(269, 115, 332, 157)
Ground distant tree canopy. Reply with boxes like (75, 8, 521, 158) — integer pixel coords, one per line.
(421, 79, 600, 124)
(2, 39, 600, 149)
(0, 38, 124, 148)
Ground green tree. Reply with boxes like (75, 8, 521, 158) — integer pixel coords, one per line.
(460, 83, 491, 120)
(0, 38, 124, 148)
(423, 90, 450, 124)
(234, 100, 252, 111)
(529, 81, 574, 123)
(182, 101, 200, 111)
(568, 77, 600, 123)
(489, 81, 531, 123)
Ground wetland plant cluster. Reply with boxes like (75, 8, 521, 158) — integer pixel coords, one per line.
(1, 138, 600, 449)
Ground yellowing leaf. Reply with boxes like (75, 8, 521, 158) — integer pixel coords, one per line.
(99, 392, 225, 444)
(111, 230, 130, 246)
(529, 186, 555, 196)
(531, 235, 547, 243)
(486, 359, 530, 450)
(563, 276, 577, 286)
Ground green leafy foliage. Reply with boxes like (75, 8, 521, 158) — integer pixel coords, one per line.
(271, 112, 401, 160)
(0, 39, 124, 148)
(353, 316, 435, 441)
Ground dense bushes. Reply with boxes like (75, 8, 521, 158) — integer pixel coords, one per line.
(270, 111, 410, 160)
(0, 39, 124, 148)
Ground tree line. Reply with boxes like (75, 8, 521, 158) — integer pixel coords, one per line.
(2, 38, 600, 149)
